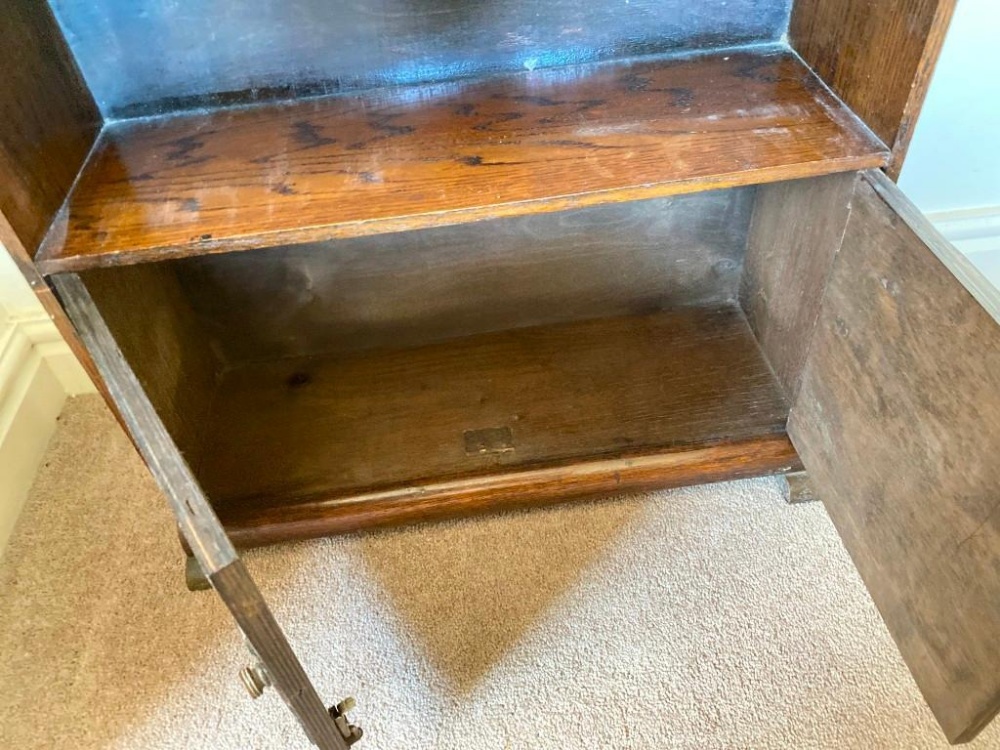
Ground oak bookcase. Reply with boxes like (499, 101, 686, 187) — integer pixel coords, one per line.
(3, 1, 998, 747)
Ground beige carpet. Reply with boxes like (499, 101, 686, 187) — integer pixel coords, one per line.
(1, 396, 997, 750)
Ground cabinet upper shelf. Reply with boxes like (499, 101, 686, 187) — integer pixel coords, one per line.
(36, 47, 889, 273)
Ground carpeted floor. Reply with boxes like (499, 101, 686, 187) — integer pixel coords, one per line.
(1, 396, 997, 750)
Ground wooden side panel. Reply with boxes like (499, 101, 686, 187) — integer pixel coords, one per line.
(0, 0, 100, 257)
(740, 173, 856, 399)
(176, 189, 752, 364)
(789, 172, 1000, 744)
(209, 561, 353, 749)
(0, 1, 104, 399)
(790, 0, 956, 176)
(81, 265, 222, 462)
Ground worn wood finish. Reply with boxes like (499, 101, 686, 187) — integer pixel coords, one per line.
(177, 188, 752, 364)
(789, 172, 1000, 744)
(51, 273, 237, 572)
(780, 470, 817, 505)
(740, 172, 856, 399)
(0, 0, 101, 256)
(790, 0, 956, 176)
(193, 306, 795, 543)
(81, 264, 222, 459)
(0, 1, 106, 403)
(222, 434, 800, 548)
(54, 272, 350, 749)
(36, 49, 889, 273)
(50, 0, 793, 119)
(210, 561, 352, 749)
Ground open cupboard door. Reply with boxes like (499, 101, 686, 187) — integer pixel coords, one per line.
(788, 171, 1000, 744)
(51, 274, 361, 750)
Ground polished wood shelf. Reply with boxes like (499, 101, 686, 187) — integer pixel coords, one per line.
(192, 306, 800, 547)
(37, 47, 888, 273)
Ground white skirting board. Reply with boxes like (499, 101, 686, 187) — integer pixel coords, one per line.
(0, 312, 95, 555)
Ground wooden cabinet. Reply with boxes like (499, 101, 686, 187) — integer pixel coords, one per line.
(3, 1, 996, 747)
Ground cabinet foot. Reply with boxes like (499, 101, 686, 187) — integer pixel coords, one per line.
(185, 555, 211, 592)
(781, 470, 818, 504)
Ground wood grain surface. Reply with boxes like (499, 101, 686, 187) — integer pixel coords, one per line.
(790, 0, 956, 176)
(210, 561, 352, 749)
(192, 306, 796, 543)
(740, 172, 856, 399)
(50, 273, 239, 575)
(36, 48, 888, 273)
(220, 434, 800, 548)
(789, 173, 1000, 744)
(0, 0, 100, 257)
(175, 188, 753, 364)
(81, 264, 222, 460)
(0, 1, 107, 404)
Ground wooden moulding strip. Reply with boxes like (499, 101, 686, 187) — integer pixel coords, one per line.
(220, 433, 802, 548)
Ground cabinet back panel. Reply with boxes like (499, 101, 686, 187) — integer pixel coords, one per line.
(48, 0, 792, 119)
(171, 188, 753, 366)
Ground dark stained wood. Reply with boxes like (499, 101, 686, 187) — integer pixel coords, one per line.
(81, 264, 222, 460)
(55, 272, 350, 749)
(0, 0, 101, 256)
(789, 171, 1000, 744)
(790, 0, 957, 177)
(0, 1, 105, 405)
(740, 172, 857, 399)
(210, 561, 353, 749)
(36, 49, 889, 273)
(193, 306, 797, 545)
(51, 0, 792, 119)
(50, 272, 237, 572)
(176, 188, 753, 364)
(19, 7, 984, 747)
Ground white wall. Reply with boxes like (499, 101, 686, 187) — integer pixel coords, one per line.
(899, 0, 1000, 288)
(0, 243, 45, 317)
(899, 0, 1000, 213)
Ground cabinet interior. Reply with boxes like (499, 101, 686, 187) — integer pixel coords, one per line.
(9, 0, 943, 543)
(76, 175, 858, 544)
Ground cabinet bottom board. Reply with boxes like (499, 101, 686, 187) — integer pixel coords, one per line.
(195, 306, 800, 546)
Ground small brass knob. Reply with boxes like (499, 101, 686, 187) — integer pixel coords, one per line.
(239, 665, 270, 699)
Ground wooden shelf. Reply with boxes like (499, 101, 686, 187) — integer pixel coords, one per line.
(37, 47, 888, 273)
(193, 306, 800, 547)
